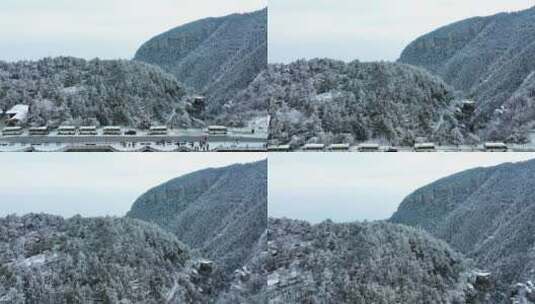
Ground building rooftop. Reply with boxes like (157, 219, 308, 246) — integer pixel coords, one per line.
(6, 104, 29, 122)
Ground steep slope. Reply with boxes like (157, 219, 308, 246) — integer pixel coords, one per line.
(216, 231, 268, 304)
(399, 7, 535, 141)
(134, 9, 268, 116)
(0, 57, 197, 128)
(127, 160, 267, 274)
(0, 214, 224, 304)
(265, 218, 488, 304)
(267, 58, 466, 146)
(391, 159, 535, 301)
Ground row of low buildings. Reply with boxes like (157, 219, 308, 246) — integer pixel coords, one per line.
(2, 125, 230, 137)
(1, 104, 229, 135)
(268, 142, 509, 152)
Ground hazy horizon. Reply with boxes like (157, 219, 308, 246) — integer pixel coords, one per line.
(269, 153, 535, 223)
(0, 153, 266, 218)
(0, 0, 266, 62)
(269, 0, 533, 63)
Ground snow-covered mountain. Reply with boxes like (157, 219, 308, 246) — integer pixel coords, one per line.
(127, 160, 267, 276)
(391, 159, 535, 302)
(399, 6, 535, 142)
(0, 161, 267, 303)
(0, 57, 198, 128)
(266, 58, 466, 146)
(134, 9, 268, 121)
(265, 218, 490, 303)
(0, 214, 224, 303)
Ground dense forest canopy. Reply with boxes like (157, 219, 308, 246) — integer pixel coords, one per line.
(0, 214, 224, 303)
(0, 57, 198, 128)
(265, 58, 467, 146)
(265, 218, 492, 304)
(0, 161, 268, 303)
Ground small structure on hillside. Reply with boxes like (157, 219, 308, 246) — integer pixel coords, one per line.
(474, 272, 492, 291)
(5, 104, 29, 126)
(461, 100, 476, 114)
(192, 96, 206, 116)
(195, 259, 215, 275)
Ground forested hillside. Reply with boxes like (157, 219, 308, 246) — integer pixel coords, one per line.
(0, 57, 199, 128)
(135, 9, 268, 118)
(265, 218, 491, 303)
(127, 160, 267, 275)
(265, 58, 467, 146)
(0, 161, 268, 304)
(0, 214, 224, 303)
(391, 159, 535, 302)
(399, 6, 535, 141)
(216, 231, 268, 304)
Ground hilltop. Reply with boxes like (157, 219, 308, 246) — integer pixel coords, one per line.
(0, 57, 199, 128)
(265, 58, 467, 146)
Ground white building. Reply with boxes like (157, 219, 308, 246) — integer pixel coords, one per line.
(484, 142, 507, 152)
(149, 126, 168, 135)
(5, 104, 29, 125)
(328, 143, 350, 151)
(2, 126, 23, 136)
(79, 126, 98, 135)
(57, 126, 77, 135)
(29, 126, 49, 136)
(358, 143, 380, 152)
(414, 143, 436, 152)
(303, 143, 325, 151)
(268, 145, 291, 152)
(103, 126, 122, 135)
(208, 125, 228, 135)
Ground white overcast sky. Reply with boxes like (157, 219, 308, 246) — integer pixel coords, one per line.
(0, 153, 266, 218)
(0, 0, 266, 62)
(269, 0, 533, 63)
(269, 153, 535, 223)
